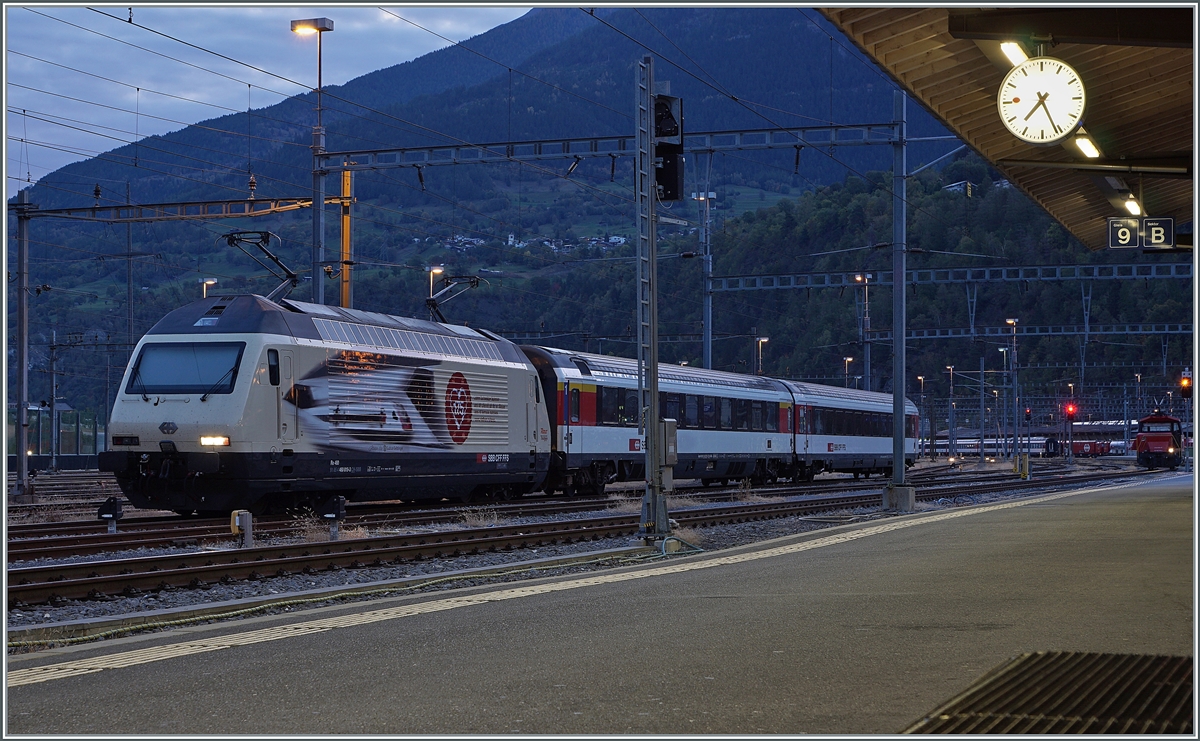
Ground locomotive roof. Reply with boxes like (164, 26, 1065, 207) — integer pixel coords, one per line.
(144, 295, 527, 365)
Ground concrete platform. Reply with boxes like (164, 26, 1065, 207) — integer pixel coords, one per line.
(6, 473, 1193, 735)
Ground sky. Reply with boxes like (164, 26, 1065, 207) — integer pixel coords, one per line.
(4, 5, 532, 194)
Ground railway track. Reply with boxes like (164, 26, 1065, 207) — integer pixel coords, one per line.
(7, 467, 1150, 606)
(6, 462, 1106, 562)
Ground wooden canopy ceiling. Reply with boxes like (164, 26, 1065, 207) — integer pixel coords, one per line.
(818, 7, 1194, 250)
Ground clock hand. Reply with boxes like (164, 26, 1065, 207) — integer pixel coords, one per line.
(1023, 92, 1049, 122)
(1042, 101, 1059, 133)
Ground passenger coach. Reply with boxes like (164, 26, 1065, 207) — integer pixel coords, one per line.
(522, 347, 794, 493)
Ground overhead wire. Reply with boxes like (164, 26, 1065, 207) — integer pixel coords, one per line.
(15, 8, 908, 337)
(579, 8, 977, 242)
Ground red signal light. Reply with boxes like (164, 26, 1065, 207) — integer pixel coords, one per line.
(1065, 403, 1077, 421)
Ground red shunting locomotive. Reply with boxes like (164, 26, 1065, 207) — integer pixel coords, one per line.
(1133, 411, 1183, 470)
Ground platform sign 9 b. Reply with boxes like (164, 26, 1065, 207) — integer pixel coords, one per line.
(1108, 217, 1141, 248)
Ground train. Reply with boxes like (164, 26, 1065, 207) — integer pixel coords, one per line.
(931, 436, 1060, 458)
(1133, 411, 1183, 470)
(98, 295, 918, 515)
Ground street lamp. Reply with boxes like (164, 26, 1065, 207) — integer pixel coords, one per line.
(947, 365, 956, 457)
(917, 375, 925, 458)
(756, 337, 769, 376)
(1007, 318, 1019, 459)
(199, 278, 218, 298)
(428, 265, 444, 298)
(844, 357, 854, 388)
(855, 273, 872, 390)
(1135, 373, 1142, 418)
(292, 17, 334, 305)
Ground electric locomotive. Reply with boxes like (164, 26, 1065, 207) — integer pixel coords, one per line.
(99, 295, 552, 514)
(1133, 411, 1183, 470)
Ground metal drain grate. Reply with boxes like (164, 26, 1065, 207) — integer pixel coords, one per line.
(903, 652, 1193, 734)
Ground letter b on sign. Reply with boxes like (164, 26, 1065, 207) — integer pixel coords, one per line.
(1143, 218, 1174, 249)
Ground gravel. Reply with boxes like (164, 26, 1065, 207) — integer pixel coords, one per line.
(5, 476, 1140, 646)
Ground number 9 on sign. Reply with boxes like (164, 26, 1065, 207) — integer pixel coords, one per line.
(1107, 217, 1141, 249)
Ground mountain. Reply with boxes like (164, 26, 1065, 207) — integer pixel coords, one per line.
(9, 8, 1188, 428)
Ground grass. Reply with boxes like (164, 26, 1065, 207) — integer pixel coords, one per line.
(731, 478, 773, 503)
(668, 525, 705, 547)
(291, 511, 368, 542)
(458, 506, 505, 528)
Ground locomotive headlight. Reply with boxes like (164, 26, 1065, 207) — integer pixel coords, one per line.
(200, 436, 231, 447)
(1168, 447, 1175, 454)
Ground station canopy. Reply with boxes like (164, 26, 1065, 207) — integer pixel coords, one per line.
(818, 7, 1193, 250)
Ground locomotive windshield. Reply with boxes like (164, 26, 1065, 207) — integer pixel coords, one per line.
(126, 342, 246, 396)
(1140, 422, 1179, 433)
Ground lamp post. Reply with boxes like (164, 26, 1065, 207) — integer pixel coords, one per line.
(756, 337, 769, 376)
(292, 17, 334, 305)
(199, 278, 218, 298)
(428, 265, 444, 298)
(917, 375, 925, 458)
(855, 273, 871, 391)
(1007, 318, 1019, 460)
(946, 365, 956, 457)
(693, 190, 716, 368)
(998, 347, 1008, 457)
(844, 357, 854, 388)
(1135, 373, 1142, 419)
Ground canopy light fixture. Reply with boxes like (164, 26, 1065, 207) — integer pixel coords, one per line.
(1000, 41, 1028, 66)
(1074, 135, 1101, 159)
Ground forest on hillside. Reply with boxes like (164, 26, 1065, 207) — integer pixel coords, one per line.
(13, 152, 1192, 431)
(7, 8, 1191, 437)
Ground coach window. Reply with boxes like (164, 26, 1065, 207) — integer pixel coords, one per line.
(733, 399, 749, 430)
(622, 390, 639, 427)
(766, 402, 779, 432)
(267, 349, 280, 386)
(684, 395, 699, 429)
(702, 396, 717, 428)
(663, 393, 681, 423)
(720, 398, 732, 430)
(569, 388, 581, 423)
(751, 401, 764, 431)
(599, 387, 618, 425)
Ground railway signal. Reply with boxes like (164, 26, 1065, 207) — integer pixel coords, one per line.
(1181, 371, 1192, 399)
(1025, 408, 1032, 422)
(653, 93, 684, 200)
(1066, 403, 1077, 422)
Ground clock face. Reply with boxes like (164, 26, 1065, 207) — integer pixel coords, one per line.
(997, 56, 1086, 145)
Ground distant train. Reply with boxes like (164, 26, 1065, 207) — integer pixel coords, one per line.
(931, 436, 1060, 458)
(98, 295, 918, 515)
(1133, 411, 1182, 470)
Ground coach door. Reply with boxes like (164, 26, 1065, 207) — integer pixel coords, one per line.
(526, 374, 538, 446)
(564, 380, 578, 458)
(277, 350, 296, 445)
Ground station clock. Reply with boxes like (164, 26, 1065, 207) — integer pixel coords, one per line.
(996, 56, 1086, 145)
